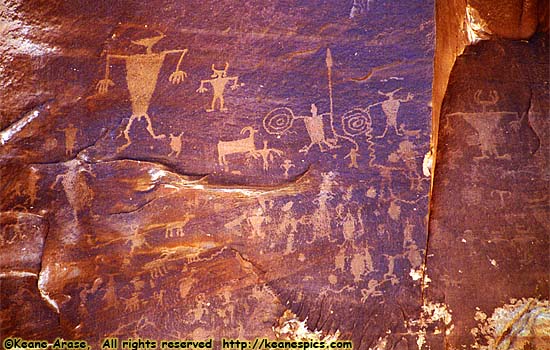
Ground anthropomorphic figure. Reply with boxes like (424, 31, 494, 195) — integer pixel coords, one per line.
(96, 30, 188, 151)
(256, 140, 284, 171)
(11, 166, 40, 207)
(280, 159, 295, 179)
(459, 90, 512, 160)
(59, 123, 78, 156)
(102, 275, 117, 309)
(197, 62, 241, 112)
(50, 159, 95, 222)
(300, 104, 339, 154)
(377, 88, 413, 138)
(344, 148, 360, 168)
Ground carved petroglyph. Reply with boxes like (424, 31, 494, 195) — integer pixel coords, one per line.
(165, 215, 194, 238)
(280, 159, 295, 179)
(403, 219, 414, 247)
(160, 246, 202, 264)
(124, 292, 144, 312)
(247, 210, 266, 239)
(127, 224, 151, 254)
(217, 127, 258, 171)
(197, 62, 242, 112)
(475, 89, 499, 109)
(102, 275, 117, 309)
(344, 148, 360, 168)
(77, 280, 100, 320)
(216, 290, 236, 327)
(110, 315, 157, 338)
(9, 167, 40, 207)
(374, 88, 413, 138)
(255, 141, 284, 171)
(264, 104, 358, 159)
(153, 289, 166, 307)
(388, 200, 401, 221)
(404, 242, 423, 270)
(51, 160, 95, 223)
(190, 293, 209, 322)
(224, 214, 247, 233)
(334, 235, 375, 283)
(360, 280, 384, 302)
(216, 127, 284, 172)
(168, 132, 184, 157)
(341, 107, 373, 138)
(263, 49, 377, 168)
(350, 0, 375, 18)
(334, 203, 375, 281)
(1, 219, 37, 245)
(309, 172, 337, 242)
(448, 90, 516, 160)
(130, 276, 146, 292)
(382, 253, 403, 285)
(58, 123, 78, 156)
(263, 107, 295, 135)
(144, 258, 169, 279)
(350, 246, 374, 282)
(96, 29, 188, 151)
(490, 189, 512, 206)
(340, 207, 365, 242)
(278, 202, 307, 255)
(179, 275, 197, 300)
(388, 140, 423, 190)
(300, 104, 340, 154)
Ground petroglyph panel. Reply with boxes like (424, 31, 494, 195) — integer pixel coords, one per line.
(0, 1, 437, 349)
(427, 37, 549, 349)
(0, 212, 47, 272)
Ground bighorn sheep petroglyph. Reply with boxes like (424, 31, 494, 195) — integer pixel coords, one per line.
(217, 126, 259, 171)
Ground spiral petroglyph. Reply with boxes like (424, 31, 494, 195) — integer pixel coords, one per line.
(342, 108, 371, 136)
(263, 107, 295, 135)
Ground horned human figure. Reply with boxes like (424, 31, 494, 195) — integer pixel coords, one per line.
(96, 29, 189, 152)
(197, 62, 241, 112)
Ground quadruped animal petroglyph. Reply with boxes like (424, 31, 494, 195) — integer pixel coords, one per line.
(216, 127, 284, 172)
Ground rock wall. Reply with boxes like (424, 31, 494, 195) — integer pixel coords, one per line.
(1, 1, 433, 349)
(1, 1, 548, 349)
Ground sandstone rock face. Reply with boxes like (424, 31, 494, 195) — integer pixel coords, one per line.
(428, 34, 549, 348)
(1, 1, 433, 349)
(1, 1, 548, 349)
(432, 0, 548, 153)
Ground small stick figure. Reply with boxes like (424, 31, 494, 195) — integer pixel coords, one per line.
(256, 140, 284, 171)
(197, 62, 242, 112)
(58, 123, 79, 156)
(344, 148, 360, 168)
(280, 159, 295, 179)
